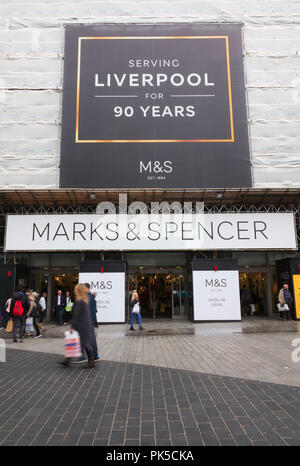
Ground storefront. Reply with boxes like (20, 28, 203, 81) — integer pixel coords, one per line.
(1, 18, 300, 323)
(1, 210, 298, 323)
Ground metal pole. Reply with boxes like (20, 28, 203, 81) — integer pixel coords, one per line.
(266, 252, 273, 319)
(46, 272, 52, 323)
(179, 275, 182, 317)
(171, 274, 174, 319)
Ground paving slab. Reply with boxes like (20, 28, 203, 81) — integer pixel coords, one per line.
(1, 318, 300, 387)
(0, 349, 299, 446)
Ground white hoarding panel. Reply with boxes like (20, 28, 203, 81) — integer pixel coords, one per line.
(193, 270, 241, 321)
(79, 272, 125, 323)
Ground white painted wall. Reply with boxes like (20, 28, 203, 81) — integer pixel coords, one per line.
(0, 0, 299, 189)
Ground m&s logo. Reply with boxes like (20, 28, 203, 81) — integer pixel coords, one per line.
(205, 279, 227, 288)
(91, 281, 112, 290)
(140, 161, 173, 174)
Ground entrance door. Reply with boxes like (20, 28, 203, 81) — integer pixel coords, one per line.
(239, 271, 268, 316)
(172, 274, 186, 317)
(128, 269, 187, 319)
(53, 272, 78, 297)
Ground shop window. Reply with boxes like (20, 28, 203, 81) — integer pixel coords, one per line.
(15, 253, 30, 265)
(234, 251, 267, 266)
(50, 253, 82, 267)
(125, 252, 186, 267)
(31, 253, 50, 267)
(267, 251, 298, 266)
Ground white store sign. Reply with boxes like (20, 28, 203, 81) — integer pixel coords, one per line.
(5, 212, 297, 251)
(193, 270, 241, 321)
(79, 272, 125, 323)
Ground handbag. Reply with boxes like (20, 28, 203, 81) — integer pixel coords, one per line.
(132, 303, 140, 314)
(6, 319, 13, 333)
(277, 303, 289, 312)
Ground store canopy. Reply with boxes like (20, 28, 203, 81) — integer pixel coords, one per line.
(0, 188, 300, 211)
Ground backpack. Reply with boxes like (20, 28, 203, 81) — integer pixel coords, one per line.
(13, 299, 24, 317)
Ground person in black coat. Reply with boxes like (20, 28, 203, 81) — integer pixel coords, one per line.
(60, 284, 95, 369)
(53, 290, 66, 326)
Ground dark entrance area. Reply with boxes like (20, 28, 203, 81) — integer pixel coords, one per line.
(128, 268, 187, 319)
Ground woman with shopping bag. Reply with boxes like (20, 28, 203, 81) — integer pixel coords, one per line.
(129, 290, 144, 331)
(27, 292, 45, 338)
(59, 284, 95, 369)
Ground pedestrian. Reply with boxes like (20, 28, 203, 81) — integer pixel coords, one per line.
(72, 283, 100, 364)
(27, 292, 44, 338)
(39, 291, 47, 324)
(241, 285, 251, 316)
(59, 284, 95, 369)
(53, 290, 66, 326)
(278, 283, 293, 321)
(2, 295, 13, 329)
(92, 292, 99, 328)
(64, 291, 73, 326)
(10, 287, 29, 343)
(85, 283, 98, 327)
(129, 289, 144, 331)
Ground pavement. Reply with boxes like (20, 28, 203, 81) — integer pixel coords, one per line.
(0, 317, 299, 446)
(1, 317, 300, 386)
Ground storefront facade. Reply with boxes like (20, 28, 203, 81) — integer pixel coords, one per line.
(1, 203, 299, 322)
(1, 2, 300, 322)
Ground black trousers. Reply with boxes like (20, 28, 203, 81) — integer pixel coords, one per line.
(1, 311, 10, 328)
(282, 309, 291, 320)
(64, 311, 72, 324)
(33, 318, 41, 336)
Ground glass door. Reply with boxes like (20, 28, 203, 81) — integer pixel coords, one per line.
(172, 273, 186, 318)
(128, 268, 188, 319)
(155, 273, 172, 318)
(239, 271, 268, 316)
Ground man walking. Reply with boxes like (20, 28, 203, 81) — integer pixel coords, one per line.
(53, 290, 66, 326)
(278, 283, 293, 321)
(39, 291, 47, 324)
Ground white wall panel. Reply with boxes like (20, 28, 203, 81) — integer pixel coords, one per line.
(0, 0, 299, 189)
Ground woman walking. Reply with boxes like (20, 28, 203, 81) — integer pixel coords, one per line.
(27, 292, 44, 338)
(129, 290, 144, 331)
(60, 284, 95, 369)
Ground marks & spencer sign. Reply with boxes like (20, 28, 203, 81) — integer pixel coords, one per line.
(5, 213, 296, 251)
(60, 23, 251, 189)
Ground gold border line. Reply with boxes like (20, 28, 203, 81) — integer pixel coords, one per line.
(75, 36, 234, 143)
(75, 37, 82, 143)
(225, 36, 234, 142)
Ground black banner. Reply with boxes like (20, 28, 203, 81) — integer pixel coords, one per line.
(60, 24, 251, 189)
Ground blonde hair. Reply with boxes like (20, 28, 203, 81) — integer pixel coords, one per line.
(29, 291, 39, 302)
(131, 292, 138, 301)
(74, 284, 89, 303)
